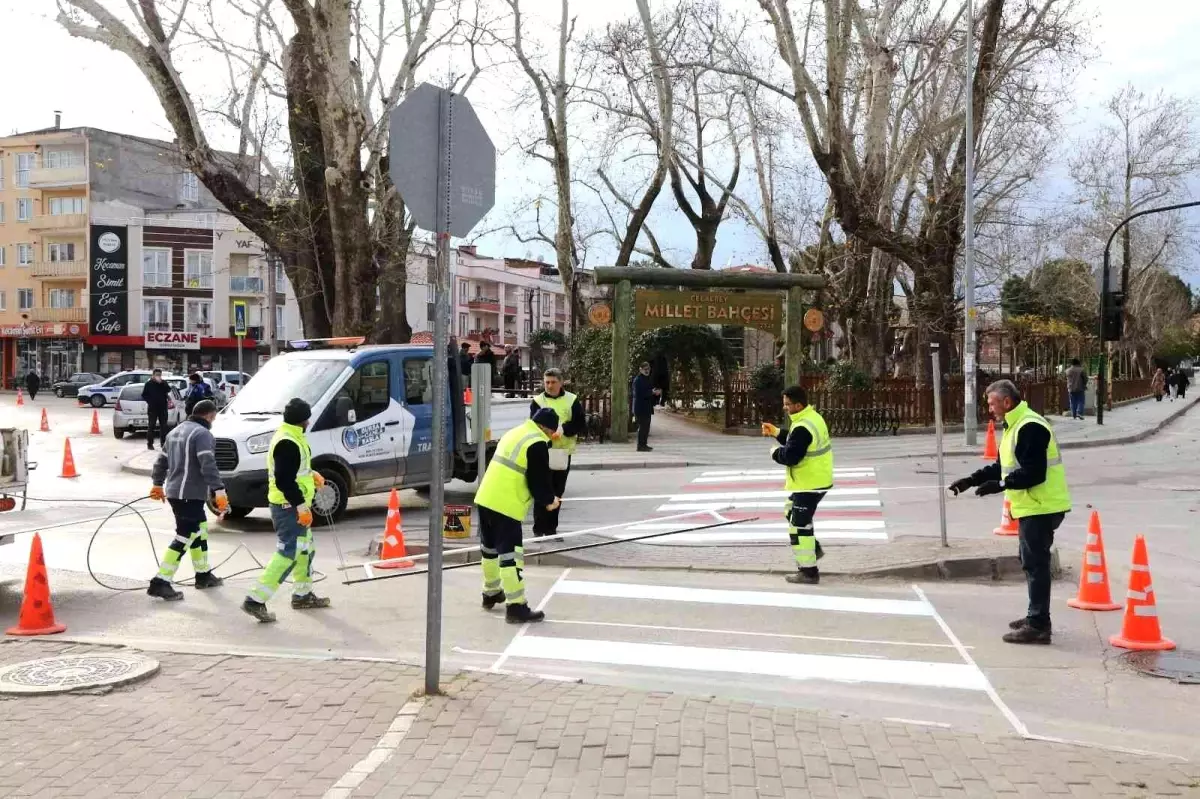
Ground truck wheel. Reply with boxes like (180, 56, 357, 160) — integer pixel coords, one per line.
(414, 485, 431, 498)
(113, 428, 125, 440)
(314, 468, 349, 523)
(55, 388, 65, 398)
(90, 394, 105, 408)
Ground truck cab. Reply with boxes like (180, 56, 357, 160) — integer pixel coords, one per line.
(211, 340, 507, 521)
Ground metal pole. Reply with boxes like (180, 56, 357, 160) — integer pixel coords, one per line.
(236, 335, 243, 387)
(425, 89, 454, 696)
(931, 344, 949, 547)
(267, 254, 278, 356)
(962, 0, 978, 446)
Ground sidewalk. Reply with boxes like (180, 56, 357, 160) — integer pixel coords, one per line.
(0, 639, 1195, 798)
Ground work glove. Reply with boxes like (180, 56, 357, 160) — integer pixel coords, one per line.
(149, 485, 165, 502)
(975, 480, 1004, 497)
(213, 490, 229, 513)
(948, 478, 973, 496)
(313, 472, 326, 489)
(761, 423, 780, 438)
(297, 504, 313, 527)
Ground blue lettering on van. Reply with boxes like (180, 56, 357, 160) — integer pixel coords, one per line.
(342, 421, 384, 450)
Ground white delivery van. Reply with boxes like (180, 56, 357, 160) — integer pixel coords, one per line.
(210, 340, 528, 521)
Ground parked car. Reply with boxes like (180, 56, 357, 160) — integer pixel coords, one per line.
(52, 372, 105, 399)
(77, 371, 157, 408)
(202, 370, 252, 398)
(112, 382, 185, 439)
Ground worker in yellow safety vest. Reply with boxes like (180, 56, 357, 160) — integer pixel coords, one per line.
(530, 368, 585, 537)
(762, 385, 833, 585)
(476, 407, 562, 623)
(950, 379, 1071, 645)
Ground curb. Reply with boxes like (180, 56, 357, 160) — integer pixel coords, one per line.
(120, 458, 154, 477)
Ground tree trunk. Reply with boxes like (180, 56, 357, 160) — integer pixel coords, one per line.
(692, 222, 718, 270)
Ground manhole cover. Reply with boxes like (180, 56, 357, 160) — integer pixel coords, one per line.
(1122, 650, 1200, 684)
(0, 653, 159, 695)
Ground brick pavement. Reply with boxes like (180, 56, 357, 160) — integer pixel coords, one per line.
(0, 640, 1197, 798)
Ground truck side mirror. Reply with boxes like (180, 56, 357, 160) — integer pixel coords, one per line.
(335, 396, 355, 426)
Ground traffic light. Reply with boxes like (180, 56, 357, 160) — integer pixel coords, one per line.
(1101, 292, 1125, 341)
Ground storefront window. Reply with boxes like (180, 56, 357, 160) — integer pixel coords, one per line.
(100, 352, 123, 375)
(16, 338, 82, 382)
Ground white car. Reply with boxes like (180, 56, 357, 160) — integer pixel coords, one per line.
(202, 370, 252, 398)
(112, 382, 185, 439)
(77, 370, 155, 408)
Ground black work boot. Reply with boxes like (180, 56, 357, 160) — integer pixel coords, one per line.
(785, 568, 820, 585)
(815, 541, 826, 561)
(194, 571, 224, 589)
(291, 593, 331, 610)
(482, 591, 506, 610)
(1002, 625, 1051, 645)
(241, 598, 277, 623)
(1009, 617, 1029, 630)
(147, 577, 184, 601)
(506, 603, 546, 624)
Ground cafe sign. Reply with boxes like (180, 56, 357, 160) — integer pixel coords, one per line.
(634, 289, 782, 336)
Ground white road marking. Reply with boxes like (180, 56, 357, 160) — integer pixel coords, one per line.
(608, 530, 889, 544)
(506, 636, 988, 692)
(663, 488, 879, 501)
(543, 618, 964, 649)
(658, 500, 882, 511)
(556, 580, 933, 616)
(322, 698, 425, 799)
(699, 468, 875, 477)
(625, 520, 886, 531)
(489, 568, 572, 673)
(885, 718, 954, 729)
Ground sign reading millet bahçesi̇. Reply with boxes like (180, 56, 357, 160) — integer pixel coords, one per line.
(88, 225, 129, 336)
(634, 289, 783, 336)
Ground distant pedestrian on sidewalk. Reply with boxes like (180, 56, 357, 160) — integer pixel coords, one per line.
(459, 342, 474, 388)
(24, 369, 40, 401)
(1152, 368, 1167, 401)
(949, 380, 1071, 645)
(146, 399, 227, 601)
(631, 362, 660, 452)
(1176, 369, 1189, 399)
(763, 385, 832, 586)
(502, 347, 522, 397)
(143, 368, 172, 450)
(1064, 359, 1087, 419)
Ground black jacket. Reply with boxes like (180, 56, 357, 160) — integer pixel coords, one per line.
(25, 373, 40, 391)
(524, 441, 556, 508)
(529, 393, 586, 437)
(270, 439, 307, 508)
(143, 379, 172, 409)
(967, 420, 1051, 491)
(771, 425, 812, 468)
(458, 351, 474, 376)
(631, 374, 656, 417)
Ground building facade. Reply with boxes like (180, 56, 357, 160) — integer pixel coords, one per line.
(0, 123, 298, 386)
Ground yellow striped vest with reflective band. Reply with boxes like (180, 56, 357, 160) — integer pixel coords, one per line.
(783, 405, 834, 492)
(999, 402, 1071, 519)
(533, 390, 578, 454)
(476, 419, 550, 520)
(267, 423, 316, 506)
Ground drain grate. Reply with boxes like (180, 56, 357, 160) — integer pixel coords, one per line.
(1122, 650, 1200, 684)
(0, 653, 160, 695)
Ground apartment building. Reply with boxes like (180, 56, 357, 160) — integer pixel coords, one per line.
(0, 122, 298, 385)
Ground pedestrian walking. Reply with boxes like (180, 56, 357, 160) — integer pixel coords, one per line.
(949, 380, 1071, 644)
(651, 354, 670, 406)
(1064, 358, 1087, 419)
(631, 362, 660, 452)
(1152, 367, 1167, 401)
(1168, 369, 1178, 400)
(184, 372, 212, 415)
(762, 385, 832, 585)
(1176, 369, 1189, 399)
(242, 398, 330, 622)
(145, 399, 227, 601)
(143, 368, 173, 450)
(475, 340, 498, 384)
(25, 369, 40, 401)
(529, 368, 585, 537)
(502, 347, 522, 397)
(476, 407, 561, 623)
(458, 342, 474, 388)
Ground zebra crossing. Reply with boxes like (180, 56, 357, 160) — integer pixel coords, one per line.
(619, 466, 887, 545)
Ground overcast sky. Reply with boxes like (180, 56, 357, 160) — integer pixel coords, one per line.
(3, 1, 1199, 271)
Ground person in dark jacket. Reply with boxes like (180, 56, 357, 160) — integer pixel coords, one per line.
(529, 368, 586, 537)
(475, 341, 498, 383)
(1176, 369, 1190, 399)
(501, 347, 522, 397)
(146, 400, 227, 601)
(650, 354, 670, 406)
(184, 373, 212, 415)
(459, 342, 474, 387)
(142, 368, 173, 450)
(631, 362, 661, 452)
(24, 369, 40, 401)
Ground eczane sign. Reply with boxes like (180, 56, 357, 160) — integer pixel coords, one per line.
(145, 331, 201, 350)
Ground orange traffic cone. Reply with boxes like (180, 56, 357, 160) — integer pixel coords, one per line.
(982, 420, 998, 460)
(90, 410, 102, 435)
(375, 488, 414, 569)
(464, 386, 473, 405)
(59, 439, 79, 479)
(1110, 535, 1175, 651)
(1067, 511, 1122, 611)
(993, 498, 1018, 536)
(39, 408, 50, 432)
(16, 387, 24, 406)
(6, 533, 67, 636)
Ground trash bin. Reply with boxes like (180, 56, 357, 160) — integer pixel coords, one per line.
(443, 504, 472, 539)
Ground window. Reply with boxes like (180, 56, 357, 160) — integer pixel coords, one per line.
(44, 151, 81, 169)
(180, 172, 199, 202)
(47, 243, 75, 262)
(542, 296, 551, 317)
(335, 360, 391, 423)
(0, 292, 5, 311)
(458, 280, 469, 303)
(48, 289, 76, 308)
(0, 246, 5, 267)
(275, 305, 285, 339)
(48, 197, 84, 215)
(17, 244, 33, 266)
(185, 300, 213, 333)
(142, 248, 171, 287)
(18, 288, 34, 310)
(0, 202, 5, 223)
(275, 263, 285, 289)
(16, 153, 33, 188)
(524, 318, 532, 336)
(403, 358, 432, 405)
(184, 251, 213, 288)
(458, 313, 468, 336)
(16, 199, 32, 222)
(143, 299, 171, 331)
(0, 159, 4, 190)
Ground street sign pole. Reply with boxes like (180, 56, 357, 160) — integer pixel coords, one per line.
(931, 343, 948, 548)
(233, 300, 247, 392)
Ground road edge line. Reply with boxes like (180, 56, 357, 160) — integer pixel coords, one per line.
(322, 697, 425, 798)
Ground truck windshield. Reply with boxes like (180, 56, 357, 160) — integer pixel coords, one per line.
(227, 358, 347, 414)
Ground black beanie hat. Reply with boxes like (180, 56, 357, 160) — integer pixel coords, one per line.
(283, 397, 312, 425)
(531, 408, 559, 430)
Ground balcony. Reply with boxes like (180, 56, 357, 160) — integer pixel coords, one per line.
(30, 164, 87, 187)
(504, 304, 518, 314)
(503, 335, 518, 346)
(467, 297, 501, 311)
(229, 275, 265, 294)
(30, 213, 87, 232)
(185, 323, 214, 336)
(30, 306, 85, 323)
(229, 325, 265, 340)
(31, 260, 87, 279)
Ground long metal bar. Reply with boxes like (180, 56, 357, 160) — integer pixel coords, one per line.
(343, 517, 756, 585)
(962, 0, 978, 447)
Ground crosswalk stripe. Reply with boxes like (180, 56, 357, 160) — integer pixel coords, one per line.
(664, 488, 878, 501)
(627, 520, 886, 531)
(700, 468, 874, 477)
(506, 636, 988, 692)
(555, 580, 930, 616)
(658, 500, 882, 511)
(610, 530, 889, 543)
